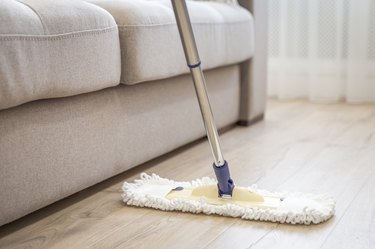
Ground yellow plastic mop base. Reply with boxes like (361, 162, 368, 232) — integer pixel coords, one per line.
(166, 184, 282, 209)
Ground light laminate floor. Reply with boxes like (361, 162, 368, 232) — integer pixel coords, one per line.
(1, 99, 375, 249)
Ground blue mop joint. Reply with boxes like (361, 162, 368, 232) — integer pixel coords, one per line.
(213, 161, 234, 197)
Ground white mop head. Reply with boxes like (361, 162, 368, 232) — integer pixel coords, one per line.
(122, 173, 335, 225)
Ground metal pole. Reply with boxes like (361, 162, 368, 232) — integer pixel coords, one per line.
(172, 0, 225, 167)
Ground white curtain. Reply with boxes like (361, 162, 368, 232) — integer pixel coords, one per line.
(267, 0, 375, 103)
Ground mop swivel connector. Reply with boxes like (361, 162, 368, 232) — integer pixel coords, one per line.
(213, 161, 234, 198)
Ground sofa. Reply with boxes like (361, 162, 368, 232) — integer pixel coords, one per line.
(0, 0, 267, 226)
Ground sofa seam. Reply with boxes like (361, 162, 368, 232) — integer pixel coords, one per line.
(14, 0, 47, 34)
(116, 19, 252, 28)
(0, 26, 118, 41)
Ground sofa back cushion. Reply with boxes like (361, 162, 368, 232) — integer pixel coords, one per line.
(87, 0, 254, 85)
(0, 0, 121, 110)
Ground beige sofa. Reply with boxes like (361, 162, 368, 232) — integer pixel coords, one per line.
(0, 0, 267, 226)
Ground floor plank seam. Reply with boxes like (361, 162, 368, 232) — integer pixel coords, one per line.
(245, 224, 278, 249)
(201, 222, 235, 249)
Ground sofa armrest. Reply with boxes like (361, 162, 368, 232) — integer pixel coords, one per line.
(238, 0, 268, 126)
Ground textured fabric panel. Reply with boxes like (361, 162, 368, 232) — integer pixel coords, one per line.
(0, 28, 121, 110)
(0, 65, 240, 226)
(0, 0, 121, 110)
(0, 0, 44, 35)
(87, 0, 254, 85)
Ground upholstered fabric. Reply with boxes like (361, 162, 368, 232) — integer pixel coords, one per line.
(0, 0, 121, 110)
(87, 0, 254, 85)
(0, 65, 240, 226)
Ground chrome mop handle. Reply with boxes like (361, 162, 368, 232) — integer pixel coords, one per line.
(172, 0, 225, 167)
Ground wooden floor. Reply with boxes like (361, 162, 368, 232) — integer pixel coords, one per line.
(1, 99, 375, 249)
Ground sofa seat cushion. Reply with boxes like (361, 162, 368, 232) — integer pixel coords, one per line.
(0, 0, 121, 110)
(87, 0, 254, 85)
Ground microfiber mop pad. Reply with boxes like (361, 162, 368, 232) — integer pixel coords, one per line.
(122, 173, 335, 225)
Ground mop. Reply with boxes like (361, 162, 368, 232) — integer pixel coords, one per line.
(122, 0, 335, 225)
